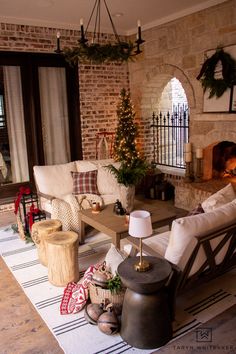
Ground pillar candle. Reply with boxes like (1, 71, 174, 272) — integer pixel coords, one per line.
(185, 152, 192, 162)
(196, 148, 203, 159)
(184, 143, 192, 153)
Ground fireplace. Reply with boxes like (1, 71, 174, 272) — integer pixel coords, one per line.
(203, 141, 236, 182)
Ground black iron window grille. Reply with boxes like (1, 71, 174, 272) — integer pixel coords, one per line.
(151, 104, 189, 169)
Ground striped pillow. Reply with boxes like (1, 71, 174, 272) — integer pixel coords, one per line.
(71, 170, 99, 195)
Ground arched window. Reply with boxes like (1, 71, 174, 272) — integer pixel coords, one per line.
(152, 78, 189, 169)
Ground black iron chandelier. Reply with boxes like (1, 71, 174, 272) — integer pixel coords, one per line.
(56, 0, 145, 65)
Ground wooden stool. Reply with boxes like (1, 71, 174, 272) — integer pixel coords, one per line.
(31, 219, 62, 266)
(45, 231, 79, 287)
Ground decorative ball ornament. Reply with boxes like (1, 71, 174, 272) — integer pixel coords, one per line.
(197, 48, 236, 98)
(97, 304, 119, 335)
(84, 303, 104, 325)
(92, 262, 112, 288)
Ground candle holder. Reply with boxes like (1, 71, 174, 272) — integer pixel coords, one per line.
(195, 157, 203, 183)
(184, 161, 194, 183)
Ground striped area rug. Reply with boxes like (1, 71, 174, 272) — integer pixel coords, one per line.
(0, 226, 236, 354)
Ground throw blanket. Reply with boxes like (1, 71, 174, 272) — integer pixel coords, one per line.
(60, 264, 99, 314)
(51, 194, 104, 232)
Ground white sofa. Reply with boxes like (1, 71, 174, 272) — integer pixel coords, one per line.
(127, 183, 236, 295)
(33, 159, 129, 233)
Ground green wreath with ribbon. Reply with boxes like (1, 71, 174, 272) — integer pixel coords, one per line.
(197, 48, 236, 98)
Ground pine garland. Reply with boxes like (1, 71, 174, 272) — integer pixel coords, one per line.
(197, 48, 236, 98)
(64, 41, 135, 65)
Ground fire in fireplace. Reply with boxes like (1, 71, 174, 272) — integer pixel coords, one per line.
(213, 141, 236, 178)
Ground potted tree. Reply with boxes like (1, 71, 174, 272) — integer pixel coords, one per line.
(107, 88, 148, 212)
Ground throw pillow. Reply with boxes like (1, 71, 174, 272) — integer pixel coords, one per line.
(202, 183, 236, 212)
(105, 244, 126, 276)
(188, 203, 205, 216)
(71, 170, 99, 195)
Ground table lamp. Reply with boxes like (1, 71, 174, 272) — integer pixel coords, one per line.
(128, 210, 153, 272)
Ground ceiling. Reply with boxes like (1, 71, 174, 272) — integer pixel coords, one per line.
(0, 0, 227, 35)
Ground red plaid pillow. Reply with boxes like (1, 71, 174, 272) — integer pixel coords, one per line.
(71, 170, 99, 195)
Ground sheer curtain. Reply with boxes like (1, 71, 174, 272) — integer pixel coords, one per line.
(38, 67, 70, 165)
(3, 66, 29, 183)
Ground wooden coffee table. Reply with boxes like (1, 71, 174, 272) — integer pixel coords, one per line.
(78, 200, 176, 249)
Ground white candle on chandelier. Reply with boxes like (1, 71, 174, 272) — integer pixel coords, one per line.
(137, 20, 141, 41)
(56, 31, 60, 39)
(80, 18, 84, 26)
(196, 148, 203, 159)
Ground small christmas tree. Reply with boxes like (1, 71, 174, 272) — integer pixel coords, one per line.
(113, 88, 139, 165)
(108, 88, 147, 187)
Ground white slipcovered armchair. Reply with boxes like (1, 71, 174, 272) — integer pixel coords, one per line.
(33, 159, 131, 234)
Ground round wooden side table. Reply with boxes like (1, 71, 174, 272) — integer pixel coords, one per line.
(117, 256, 172, 349)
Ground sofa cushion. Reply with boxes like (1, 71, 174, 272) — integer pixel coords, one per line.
(202, 183, 236, 212)
(97, 165, 120, 195)
(143, 231, 170, 257)
(165, 199, 236, 274)
(71, 170, 99, 195)
(33, 162, 76, 199)
(75, 160, 98, 172)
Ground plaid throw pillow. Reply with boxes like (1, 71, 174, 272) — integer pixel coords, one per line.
(188, 203, 205, 216)
(71, 170, 99, 195)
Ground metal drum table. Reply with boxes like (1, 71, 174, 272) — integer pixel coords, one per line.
(117, 256, 172, 349)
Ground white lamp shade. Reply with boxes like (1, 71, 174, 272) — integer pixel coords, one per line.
(128, 210, 152, 238)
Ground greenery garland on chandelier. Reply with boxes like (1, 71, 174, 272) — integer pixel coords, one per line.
(197, 47, 236, 98)
(64, 41, 136, 65)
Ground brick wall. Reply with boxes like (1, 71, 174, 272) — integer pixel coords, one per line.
(0, 24, 129, 159)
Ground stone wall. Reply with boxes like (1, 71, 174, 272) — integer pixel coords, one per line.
(128, 0, 236, 162)
(0, 24, 129, 159)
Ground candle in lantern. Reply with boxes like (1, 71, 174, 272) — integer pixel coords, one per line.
(196, 148, 203, 159)
(184, 143, 192, 153)
(185, 152, 192, 163)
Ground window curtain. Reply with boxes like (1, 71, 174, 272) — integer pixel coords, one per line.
(38, 67, 70, 165)
(3, 66, 29, 183)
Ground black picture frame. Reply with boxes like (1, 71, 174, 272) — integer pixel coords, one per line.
(229, 84, 236, 112)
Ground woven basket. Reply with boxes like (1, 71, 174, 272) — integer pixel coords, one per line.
(89, 282, 125, 315)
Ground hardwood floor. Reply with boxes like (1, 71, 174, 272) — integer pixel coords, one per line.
(0, 205, 236, 354)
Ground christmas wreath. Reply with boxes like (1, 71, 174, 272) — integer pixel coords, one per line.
(197, 48, 236, 98)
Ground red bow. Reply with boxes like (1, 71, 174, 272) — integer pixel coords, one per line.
(14, 186, 31, 215)
(27, 204, 40, 230)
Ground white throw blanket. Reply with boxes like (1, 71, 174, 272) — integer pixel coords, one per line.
(51, 194, 104, 232)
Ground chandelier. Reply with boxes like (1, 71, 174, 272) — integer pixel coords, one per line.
(56, 0, 145, 65)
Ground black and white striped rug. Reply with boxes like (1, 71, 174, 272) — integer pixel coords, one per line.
(0, 226, 235, 354)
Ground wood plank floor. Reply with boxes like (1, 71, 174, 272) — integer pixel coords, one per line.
(0, 205, 236, 354)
